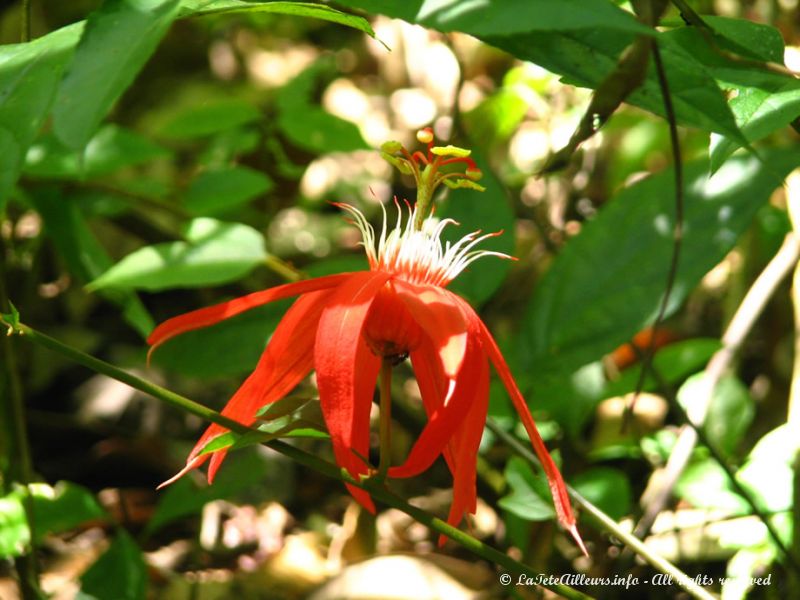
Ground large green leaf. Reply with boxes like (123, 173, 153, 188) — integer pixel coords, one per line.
(491, 29, 745, 143)
(53, 0, 181, 150)
(88, 218, 268, 291)
(341, 0, 647, 35)
(179, 0, 376, 38)
(28, 189, 154, 337)
(338, 2, 746, 142)
(521, 148, 800, 375)
(77, 531, 146, 600)
(184, 166, 274, 216)
(0, 23, 83, 207)
(415, 0, 650, 36)
(704, 15, 784, 63)
(160, 99, 262, 139)
(681, 17, 800, 171)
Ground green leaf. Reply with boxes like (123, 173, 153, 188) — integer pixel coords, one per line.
(498, 456, 555, 521)
(29, 189, 154, 337)
(77, 531, 146, 600)
(0, 482, 108, 558)
(657, 22, 800, 171)
(276, 61, 369, 154)
(31, 481, 108, 541)
(737, 425, 800, 513)
(723, 547, 777, 600)
(0, 490, 28, 558)
(705, 16, 785, 63)
(199, 127, 261, 167)
(88, 218, 267, 291)
(675, 458, 749, 514)
(677, 373, 754, 456)
(185, 166, 273, 216)
(571, 467, 631, 521)
(198, 399, 327, 455)
(1, 300, 20, 330)
(278, 108, 369, 154)
(53, 0, 181, 150)
(604, 338, 722, 398)
(338, 2, 746, 142)
(521, 148, 800, 376)
(179, 0, 376, 38)
(160, 99, 262, 139)
(415, 0, 650, 36)
(0, 22, 83, 207)
(24, 125, 170, 179)
(527, 362, 606, 439)
(437, 150, 515, 306)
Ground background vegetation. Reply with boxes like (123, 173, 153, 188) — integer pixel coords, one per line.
(2, 0, 800, 598)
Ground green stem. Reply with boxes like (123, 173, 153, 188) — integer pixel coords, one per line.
(264, 254, 302, 283)
(485, 420, 718, 600)
(2, 318, 592, 600)
(0, 246, 40, 599)
(414, 160, 440, 230)
(376, 359, 393, 478)
(21, 0, 31, 43)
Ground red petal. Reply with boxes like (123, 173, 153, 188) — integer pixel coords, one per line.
(468, 298, 587, 555)
(389, 284, 478, 479)
(409, 340, 455, 474)
(344, 336, 381, 509)
(147, 273, 352, 360)
(394, 281, 467, 377)
(160, 288, 331, 488)
(446, 353, 488, 524)
(315, 271, 391, 512)
(439, 353, 489, 546)
(410, 331, 489, 546)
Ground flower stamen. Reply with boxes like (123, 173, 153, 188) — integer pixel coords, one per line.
(336, 202, 513, 288)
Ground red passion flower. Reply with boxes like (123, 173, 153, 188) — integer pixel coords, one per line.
(150, 197, 584, 555)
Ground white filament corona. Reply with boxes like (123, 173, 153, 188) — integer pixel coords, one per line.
(338, 202, 511, 287)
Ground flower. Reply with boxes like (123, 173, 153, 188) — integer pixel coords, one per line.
(149, 201, 585, 553)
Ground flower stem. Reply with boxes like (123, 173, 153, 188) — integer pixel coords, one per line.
(377, 359, 393, 478)
(414, 166, 436, 230)
(0, 246, 40, 599)
(2, 318, 593, 599)
(264, 254, 303, 282)
(21, 0, 31, 43)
